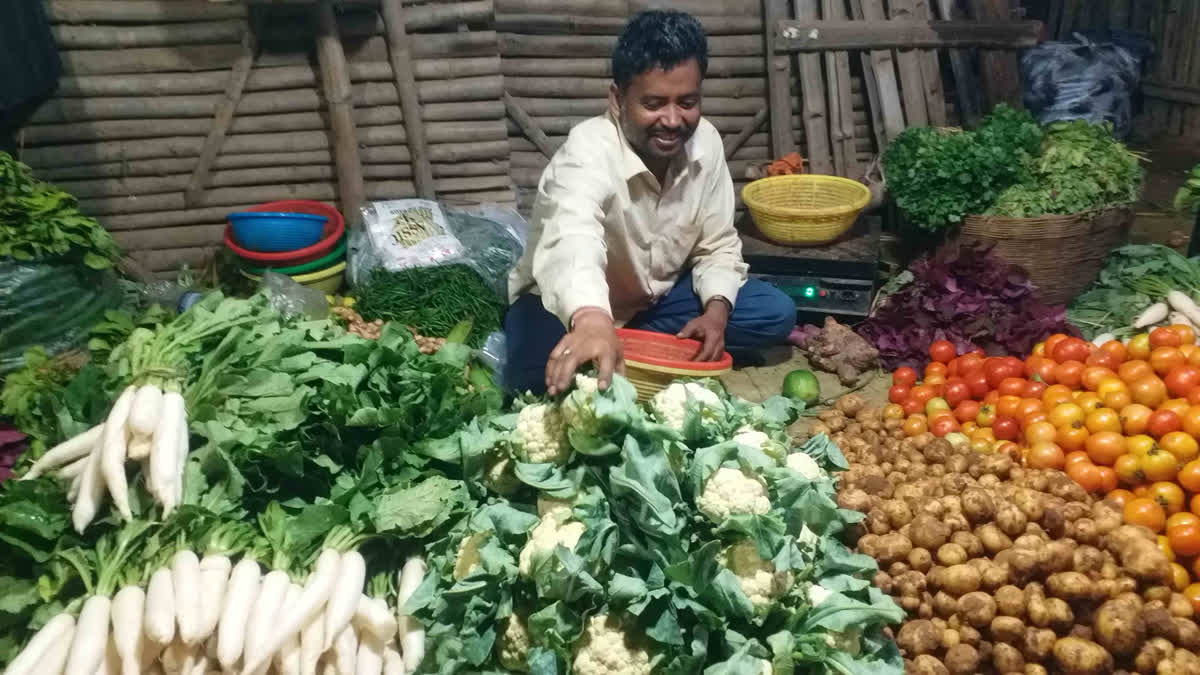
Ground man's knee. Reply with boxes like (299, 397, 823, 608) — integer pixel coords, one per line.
(758, 285, 797, 340)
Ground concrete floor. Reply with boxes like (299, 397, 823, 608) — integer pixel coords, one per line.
(720, 345, 891, 408)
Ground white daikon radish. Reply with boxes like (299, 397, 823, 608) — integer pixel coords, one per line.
(127, 384, 164, 437)
(323, 551, 365, 650)
(111, 585, 146, 675)
(144, 567, 176, 645)
(127, 435, 153, 461)
(353, 597, 397, 643)
(332, 625, 358, 675)
(1134, 301, 1170, 328)
(195, 555, 231, 640)
(242, 570, 290, 670)
(58, 455, 90, 480)
(22, 425, 102, 480)
(97, 634, 120, 675)
(138, 637, 163, 671)
(216, 558, 262, 670)
(273, 584, 303, 675)
(5, 612, 75, 675)
(396, 556, 426, 674)
(41, 617, 76, 675)
(174, 406, 189, 506)
(149, 392, 182, 509)
(244, 548, 340, 674)
(382, 642, 404, 675)
(300, 612, 325, 675)
(172, 550, 203, 644)
(1091, 332, 1116, 346)
(71, 444, 107, 534)
(355, 632, 384, 675)
(1167, 290, 1200, 328)
(68, 471, 83, 501)
(160, 639, 189, 674)
(64, 594, 112, 675)
(99, 385, 137, 520)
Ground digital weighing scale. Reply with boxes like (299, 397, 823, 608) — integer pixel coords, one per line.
(739, 214, 881, 322)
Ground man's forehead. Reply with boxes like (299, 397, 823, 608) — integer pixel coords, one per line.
(627, 60, 702, 93)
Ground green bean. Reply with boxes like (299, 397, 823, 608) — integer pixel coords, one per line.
(353, 265, 504, 347)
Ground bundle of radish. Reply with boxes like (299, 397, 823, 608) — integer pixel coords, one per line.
(7, 519, 430, 675)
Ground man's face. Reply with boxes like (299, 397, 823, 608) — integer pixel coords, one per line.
(611, 58, 702, 163)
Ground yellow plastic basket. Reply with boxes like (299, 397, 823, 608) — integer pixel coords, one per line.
(617, 329, 732, 402)
(741, 174, 871, 246)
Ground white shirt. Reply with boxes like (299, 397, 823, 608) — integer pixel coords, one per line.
(507, 111, 748, 328)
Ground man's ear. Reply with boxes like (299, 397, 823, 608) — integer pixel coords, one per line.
(608, 82, 621, 118)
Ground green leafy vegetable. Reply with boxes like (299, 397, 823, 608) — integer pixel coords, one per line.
(354, 264, 505, 347)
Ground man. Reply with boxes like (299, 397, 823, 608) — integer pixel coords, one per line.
(505, 10, 797, 395)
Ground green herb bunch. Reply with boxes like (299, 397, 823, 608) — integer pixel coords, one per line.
(354, 264, 505, 347)
(0, 152, 120, 269)
(883, 104, 1042, 230)
(1175, 163, 1200, 215)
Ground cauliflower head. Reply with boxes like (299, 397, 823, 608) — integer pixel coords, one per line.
(784, 451, 826, 480)
(536, 495, 573, 519)
(518, 509, 585, 577)
(484, 455, 522, 496)
(561, 374, 601, 435)
(496, 613, 532, 672)
(719, 540, 793, 611)
(453, 531, 490, 580)
(732, 427, 787, 461)
(649, 382, 725, 434)
(571, 614, 653, 675)
(513, 403, 570, 464)
(696, 467, 771, 524)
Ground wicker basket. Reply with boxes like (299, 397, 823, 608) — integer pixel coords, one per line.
(959, 206, 1133, 306)
(741, 174, 871, 246)
(616, 329, 732, 402)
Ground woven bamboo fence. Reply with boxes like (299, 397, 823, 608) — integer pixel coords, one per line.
(17, 0, 514, 278)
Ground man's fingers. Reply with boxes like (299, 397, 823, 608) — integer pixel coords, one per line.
(676, 321, 701, 339)
(596, 350, 616, 391)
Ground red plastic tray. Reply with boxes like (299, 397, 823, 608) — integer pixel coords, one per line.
(616, 328, 733, 371)
(224, 200, 345, 266)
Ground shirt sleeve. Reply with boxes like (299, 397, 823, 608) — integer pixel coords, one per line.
(688, 136, 749, 310)
(529, 139, 614, 328)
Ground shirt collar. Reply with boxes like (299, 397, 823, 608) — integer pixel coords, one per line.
(608, 109, 705, 183)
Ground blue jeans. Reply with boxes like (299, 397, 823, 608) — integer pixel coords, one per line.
(503, 271, 797, 394)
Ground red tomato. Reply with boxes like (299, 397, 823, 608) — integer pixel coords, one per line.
(992, 416, 1020, 441)
(1052, 337, 1092, 364)
(930, 340, 956, 364)
(998, 377, 1028, 397)
(1166, 365, 1200, 398)
(957, 352, 985, 375)
(888, 384, 911, 404)
(901, 397, 925, 416)
(983, 358, 1009, 389)
(964, 371, 990, 399)
(1148, 410, 1183, 439)
(1151, 326, 1184, 349)
(1023, 380, 1048, 400)
(1053, 360, 1086, 389)
(944, 380, 970, 406)
(893, 367, 917, 387)
(930, 416, 960, 437)
(954, 400, 981, 423)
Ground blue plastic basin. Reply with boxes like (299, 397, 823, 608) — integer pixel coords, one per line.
(227, 211, 328, 252)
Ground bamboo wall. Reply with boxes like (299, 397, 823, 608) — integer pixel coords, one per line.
(14, 0, 515, 277)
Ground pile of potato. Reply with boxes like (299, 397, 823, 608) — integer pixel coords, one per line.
(817, 402, 1200, 675)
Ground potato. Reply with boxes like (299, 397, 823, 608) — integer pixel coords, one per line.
(857, 533, 881, 557)
(961, 488, 996, 524)
(941, 564, 982, 596)
(1048, 571, 1104, 603)
(1007, 548, 1041, 585)
(910, 514, 951, 551)
(1013, 534, 1043, 550)
(1092, 500, 1123, 535)
(895, 571, 927, 598)
(937, 543, 968, 567)
(1171, 648, 1200, 673)
(941, 627, 961, 649)
(992, 642, 1025, 673)
(1145, 586, 1174, 604)
(1052, 637, 1114, 675)
(1092, 598, 1146, 658)
(1024, 666, 1048, 675)
(944, 644, 980, 675)
(860, 475, 894, 498)
(1013, 488, 1046, 523)
(1063, 502, 1090, 522)
(896, 619, 941, 656)
(997, 502, 1030, 538)
(942, 512, 970, 534)
(957, 591, 997, 628)
(1070, 518, 1100, 546)
(991, 616, 1026, 643)
(889, 561, 911, 577)
(1071, 545, 1105, 577)
(1022, 628, 1057, 662)
(873, 570, 894, 594)
(883, 499, 914, 529)
(875, 533, 913, 566)
(950, 531, 984, 558)
(908, 548, 933, 573)
(835, 393, 865, 416)
(1170, 593, 1196, 618)
(837, 488, 873, 513)
(978, 474, 1001, 489)
(934, 591, 958, 618)
(1029, 596, 1073, 632)
(909, 654, 949, 675)
(865, 509, 892, 535)
(1041, 505, 1068, 539)
(958, 624, 981, 646)
(976, 524, 1014, 556)
(981, 563, 1010, 591)
(995, 585, 1025, 618)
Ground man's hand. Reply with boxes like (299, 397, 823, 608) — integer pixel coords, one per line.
(678, 298, 730, 361)
(546, 311, 625, 395)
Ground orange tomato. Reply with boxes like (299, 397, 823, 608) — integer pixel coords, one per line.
(1103, 389, 1133, 412)
(1017, 398, 1044, 419)
(1022, 411, 1049, 429)
(902, 397, 925, 416)
(1182, 406, 1200, 437)
(1128, 333, 1152, 361)
(1064, 450, 1092, 470)
(1191, 348, 1200, 368)
(902, 415, 928, 436)
(1085, 408, 1122, 433)
(1179, 459, 1200, 493)
(1076, 392, 1105, 412)
(1082, 367, 1116, 391)
(954, 400, 981, 423)
(1135, 484, 1152, 497)
(1151, 326, 1184, 348)
(1160, 535, 1178, 562)
(1053, 360, 1086, 389)
(1056, 425, 1089, 452)
(1128, 434, 1159, 457)
(1042, 384, 1075, 409)
(1169, 525, 1200, 557)
(930, 415, 960, 437)
(1151, 482, 1188, 515)
(1044, 333, 1070, 357)
(983, 390, 1000, 406)
(1171, 563, 1191, 591)
(1115, 453, 1144, 486)
(1173, 323, 1198, 345)
(1052, 338, 1093, 364)
(1096, 466, 1118, 493)
(1167, 512, 1200, 531)
(1184, 584, 1200, 614)
(1152, 347, 1188, 376)
(1097, 376, 1130, 399)
(925, 361, 948, 378)
(1162, 431, 1200, 463)
(1068, 462, 1105, 492)
(1120, 359, 1154, 383)
(1192, 493, 1200, 516)
(1023, 380, 1048, 401)
(1141, 447, 1181, 482)
(910, 385, 936, 405)
(882, 404, 905, 420)
(1085, 431, 1127, 466)
(996, 395, 1022, 419)
(1125, 497, 1168, 532)
(1183, 344, 1198, 360)
(1032, 342, 1047, 357)
(976, 404, 996, 427)
(1026, 441, 1066, 470)
(1132, 376, 1169, 408)
(970, 427, 996, 444)
(1162, 398, 1193, 419)
(1100, 339, 1128, 363)
(1191, 388, 1200, 406)
(1166, 365, 1200, 398)
(923, 373, 947, 390)
(1106, 488, 1136, 507)
(1149, 410, 1183, 438)
(1026, 421, 1059, 445)
(929, 339, 956, 364)
(1087, 351, 1121, 371)
(997, 377, 1027, 397)
(961, 421, 978, 434)
(1049, 402, 1086, 428)
(1120, 404, 1153, 435)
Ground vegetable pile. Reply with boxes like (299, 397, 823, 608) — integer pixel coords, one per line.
(354, 265, 504, 348)
(1069, 244, 1200, 341)
(828, 398, 1200, 674)
(856, 242, 1073, 371)
(1177, 164, 1200, 215)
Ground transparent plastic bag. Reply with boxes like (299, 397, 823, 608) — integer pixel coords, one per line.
(260, 270, 331, 320)
(476, 330, 508, 389)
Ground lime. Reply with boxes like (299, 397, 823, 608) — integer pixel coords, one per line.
(782, 369, 820, 405)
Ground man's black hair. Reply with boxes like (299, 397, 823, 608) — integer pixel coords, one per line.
(612, 10, 708, 90)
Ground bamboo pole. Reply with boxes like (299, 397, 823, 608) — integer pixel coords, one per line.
(911, 0, 947, 126)
(493, 12, 762, 35)
(300, 6, 358, 221)
(505, 76, 772, 99)
(856, 0, 906, 141)
(499, 33, 762, 57)
(112, 225, 229, 252)
(381, 0, 435, 200)
(793, 0, 832, 174)
(46, 0, 248, 23)
(51, 20, 247, 49)
(501, 56, 766, 78)
(185, 17, 260, 207)
(261, 2, 494, 40)
(494, 0, 762, 16)
(503, 92, 557, 159)
(54, 59, 500, 98)
(724, 107, 768, 159)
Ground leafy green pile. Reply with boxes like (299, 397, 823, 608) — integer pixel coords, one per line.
(355, 264, 506, 347)
(988, 120, 1144, 217)
(408, 378, 904, 674)
(883, 105, 1042, 230)
(1068, 244, 1200, 339)
(1176, 163, 1200, 215)
(0, 152, 120, 270)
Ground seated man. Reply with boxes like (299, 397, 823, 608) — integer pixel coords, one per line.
(505, 10, 797, 395)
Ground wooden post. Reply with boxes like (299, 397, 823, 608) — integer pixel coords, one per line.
(762, 0, 796, 159)
(887, 0, 930, 128)
(380, 0, 436, 200)
(791, 0, 832, 174)
(935, 0, 982, 127)
(503, 92, 557, 159)
(913, 0, 947, 125)
(823, 0, 859, 177)
(723, 107, 768, 159)
(314, 0, 366, 225)
(968, 0, 1023, 110)
(184, 14, 259, 207)
(853, 0, 906, 144)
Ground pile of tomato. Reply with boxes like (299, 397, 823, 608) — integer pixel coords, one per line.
(886, 326, 1200, 588)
